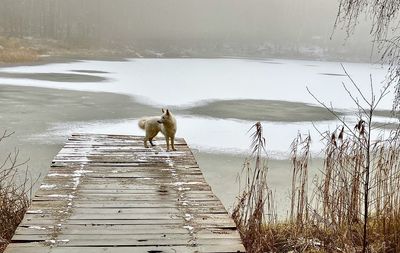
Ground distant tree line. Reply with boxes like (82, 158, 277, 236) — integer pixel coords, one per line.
(0, 0, 106, 47)
(0, 0, 377, 60)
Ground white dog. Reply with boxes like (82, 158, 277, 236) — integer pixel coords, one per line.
(138, 109, 177, 151)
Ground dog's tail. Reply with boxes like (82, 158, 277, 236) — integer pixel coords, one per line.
(138, 118, 146, 130)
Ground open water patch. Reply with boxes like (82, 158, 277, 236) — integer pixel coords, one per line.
(0, 72, 107, 82)
(180, 99, 343, 122)
(319, 72, 347, 77)
(70, 69, 110, 74)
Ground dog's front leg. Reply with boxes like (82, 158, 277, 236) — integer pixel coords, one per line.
(171, 137, 176, 151)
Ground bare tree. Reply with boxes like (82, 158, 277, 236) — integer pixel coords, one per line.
(308, 66, 392, 253)
(334, 0, 400, 111)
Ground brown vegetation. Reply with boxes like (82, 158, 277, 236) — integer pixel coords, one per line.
(232, 122, 277, 252)
(0, 37, 39, 63)
(233, 73, 400, 252)
(0, 131, 31, 253)
(234, 123, 400, 252)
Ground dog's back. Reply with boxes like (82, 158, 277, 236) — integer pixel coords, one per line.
(138, 116, 162, 132)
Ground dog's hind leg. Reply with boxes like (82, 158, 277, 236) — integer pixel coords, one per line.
(143, 136, 149, 148)
(145, 130, 158, 148)
(165, 136, 170, 151)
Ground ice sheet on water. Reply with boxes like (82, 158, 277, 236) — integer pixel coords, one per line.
(0, 58, 392, 109)
(3, 58, 394, 159)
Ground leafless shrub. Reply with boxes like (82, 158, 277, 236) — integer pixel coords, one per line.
(0, 130, 31, 252)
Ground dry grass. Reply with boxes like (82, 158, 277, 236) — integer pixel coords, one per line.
(0, 37, 39, 63)
(233, 122, 400, 252)
(0, 131, 31, 252)
(232, 67, 400, 252)
(294, 126, 400, 252)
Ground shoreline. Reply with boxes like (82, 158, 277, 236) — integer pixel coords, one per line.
(0, 52, 384, 70)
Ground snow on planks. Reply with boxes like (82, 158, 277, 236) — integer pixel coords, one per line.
(5, 134, 245, 253)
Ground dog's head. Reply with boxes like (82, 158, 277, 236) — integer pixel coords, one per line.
(157, 108, 172, 124)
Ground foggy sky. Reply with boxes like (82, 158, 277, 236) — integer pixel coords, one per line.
(0, 0, 374, 59)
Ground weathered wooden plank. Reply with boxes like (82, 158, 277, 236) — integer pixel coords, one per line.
(32, 195, 219, 202)
(20, 218, 186, 226)
(5, 134, 245, 253)
(28, 200, 223, 208)
(12, 232, 241, 241)
(6, 244, 245, 253)
(75, 183, 210, 189)
(47, 167, 202, 172)
(21, 216, 237, 228)
(25, 207, 228, 215)
(23, 213, 234, 222)
(15, 225, 237, 235)
(11, 238, 243, 246)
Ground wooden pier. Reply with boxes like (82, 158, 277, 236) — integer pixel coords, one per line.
(5, 134, 245, 253)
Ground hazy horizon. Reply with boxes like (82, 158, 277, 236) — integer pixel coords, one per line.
(0, 0, 376, 60)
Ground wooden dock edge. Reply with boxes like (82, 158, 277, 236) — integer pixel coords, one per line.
(5, 134, 245, 253)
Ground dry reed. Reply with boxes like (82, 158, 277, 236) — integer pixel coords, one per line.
(234, 94, 400, 253)
(234, 121, 400, 252)
(232, 122, 278, 252)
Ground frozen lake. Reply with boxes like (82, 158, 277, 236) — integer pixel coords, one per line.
(0, 57, 396, 214)
(0, 58, 391, 108)
(0, 58, 393, 158)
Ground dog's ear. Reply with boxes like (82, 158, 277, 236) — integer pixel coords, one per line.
(166, 109, 170, 115)
(161, 108, 165, 113)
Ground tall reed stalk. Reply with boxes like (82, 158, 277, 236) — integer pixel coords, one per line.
(232, 122, 277, 252)
(290, 133, 311, 226)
